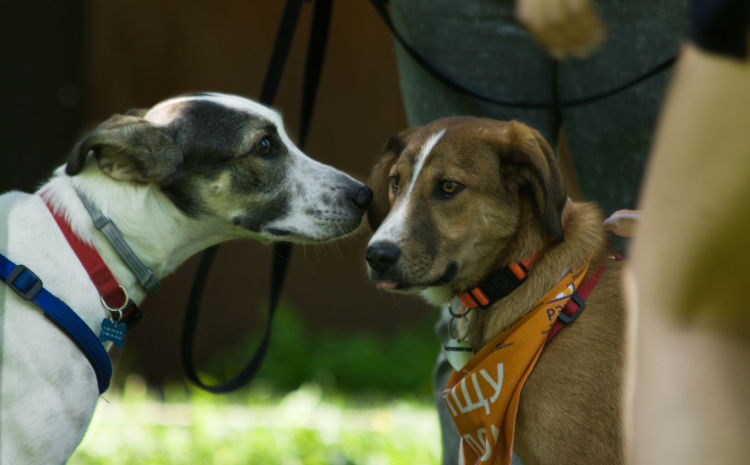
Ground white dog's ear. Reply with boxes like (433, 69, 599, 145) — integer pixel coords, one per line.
(66, 114, 183, 183)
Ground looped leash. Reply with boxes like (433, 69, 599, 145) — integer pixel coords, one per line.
(180, 0, 333, 393)
(369, 0, 677, 110)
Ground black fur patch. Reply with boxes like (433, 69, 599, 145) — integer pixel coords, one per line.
(430, 262, 458, 286)
(162, 100, 252, 159)
(235, 193, 290, 232)
(157, 99, 289, 217)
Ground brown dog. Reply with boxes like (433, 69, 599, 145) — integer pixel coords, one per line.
(365, 116, 627, 465)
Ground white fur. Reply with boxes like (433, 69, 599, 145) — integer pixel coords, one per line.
(0, 169, 243, 463)
(0, 93, 363, 463)
(422, 284, 453, 306)
(369, 129, 445, 245)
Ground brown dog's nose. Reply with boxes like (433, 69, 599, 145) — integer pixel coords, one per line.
(366, 242, 401, 273)
(351, 185, 373, 210)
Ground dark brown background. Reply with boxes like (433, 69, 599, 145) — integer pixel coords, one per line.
(0, 0, 433, 384)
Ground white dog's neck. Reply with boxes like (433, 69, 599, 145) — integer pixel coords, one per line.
(39, 166, 239, 303)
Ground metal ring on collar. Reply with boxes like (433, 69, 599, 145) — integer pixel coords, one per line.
(448, 297, 471, 318)
(100, 287, 129, 323)
(448, 314, 470, 342)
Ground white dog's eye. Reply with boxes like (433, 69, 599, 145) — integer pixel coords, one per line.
(255, 136, 272, 155)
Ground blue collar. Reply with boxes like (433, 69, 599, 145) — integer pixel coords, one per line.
(0, 252, 112, 394)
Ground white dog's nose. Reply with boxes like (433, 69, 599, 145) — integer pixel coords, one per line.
(350, 185, 373, 210)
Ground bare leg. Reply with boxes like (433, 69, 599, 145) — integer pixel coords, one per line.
(628, 40, 750, 465)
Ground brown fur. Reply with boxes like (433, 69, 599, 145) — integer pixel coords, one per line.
(368, 117, 627, 465)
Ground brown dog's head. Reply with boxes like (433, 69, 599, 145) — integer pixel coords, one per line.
(365, 117, 566, 298)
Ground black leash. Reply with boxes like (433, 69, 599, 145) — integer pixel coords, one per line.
(182, 0, 677, 394)
(370, 0, 678, 110)
(180, 0, 333, 393)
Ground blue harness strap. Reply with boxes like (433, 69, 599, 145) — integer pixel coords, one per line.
(0, 252, 112, 394)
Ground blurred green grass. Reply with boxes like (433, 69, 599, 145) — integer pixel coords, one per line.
(70, 303, 443, 463)
(69, 381, 441, 465)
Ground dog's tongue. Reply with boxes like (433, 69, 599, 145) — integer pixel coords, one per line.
(375, 281, 398, 290)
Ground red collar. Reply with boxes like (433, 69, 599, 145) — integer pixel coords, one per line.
(43, 197, 142, 328)
(457, 249, 543, 309)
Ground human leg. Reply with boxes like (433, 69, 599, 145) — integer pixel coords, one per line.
(628, 41, 750, 465)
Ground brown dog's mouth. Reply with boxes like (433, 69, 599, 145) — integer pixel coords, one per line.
(375, 281, 398, 290)
(370, 262, 458, 292)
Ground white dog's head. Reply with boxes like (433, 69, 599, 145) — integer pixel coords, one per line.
(66, 92, 372, 243)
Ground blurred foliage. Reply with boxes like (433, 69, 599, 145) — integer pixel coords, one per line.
(206, 302, 440, 399)
(69, 380, 441, 465)
(73, 303, 445, 463)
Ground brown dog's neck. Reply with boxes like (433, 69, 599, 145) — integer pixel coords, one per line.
(448, 197, 549, 299)
(466, 201, 606, 351)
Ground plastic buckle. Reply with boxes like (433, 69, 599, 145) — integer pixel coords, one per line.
(120, 301, 144, 330)
(558, 292, 585, 324)
(6, 265, 43, 301)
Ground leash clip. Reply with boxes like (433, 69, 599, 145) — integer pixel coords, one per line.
(100, 287, 129, 324)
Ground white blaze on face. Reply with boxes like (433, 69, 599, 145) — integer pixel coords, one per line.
(369, 129, 445, 245)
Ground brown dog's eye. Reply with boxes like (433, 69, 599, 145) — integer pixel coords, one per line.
(390, 175, 400, 193)
(439, 181, 462, 198)
(255, 137, 272, 155)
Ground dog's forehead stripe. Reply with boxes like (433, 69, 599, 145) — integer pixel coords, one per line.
(145, 93, 284, 128)
(369, 129, 445, 246)
(404, 129, 445, 197)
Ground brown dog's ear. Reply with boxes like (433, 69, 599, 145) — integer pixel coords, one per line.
(501, 121, 567, 242)
(66, 114, 183, 183)
(367, 128, 418, 231)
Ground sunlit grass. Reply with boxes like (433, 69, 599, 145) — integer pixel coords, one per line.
(69, 377, 441, 465)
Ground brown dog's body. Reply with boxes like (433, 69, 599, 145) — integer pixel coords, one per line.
(366, 117, 627, 465)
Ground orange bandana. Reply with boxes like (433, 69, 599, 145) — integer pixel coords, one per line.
(443, 262, 589, 465)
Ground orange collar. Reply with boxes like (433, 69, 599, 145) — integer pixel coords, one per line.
(457, 249, 543, 309)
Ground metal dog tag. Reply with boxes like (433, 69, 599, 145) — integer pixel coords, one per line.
(98, 318, 127, 348)
(444, 339, 473, 371)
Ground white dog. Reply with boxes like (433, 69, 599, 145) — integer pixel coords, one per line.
(0, 93, 372, 464)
